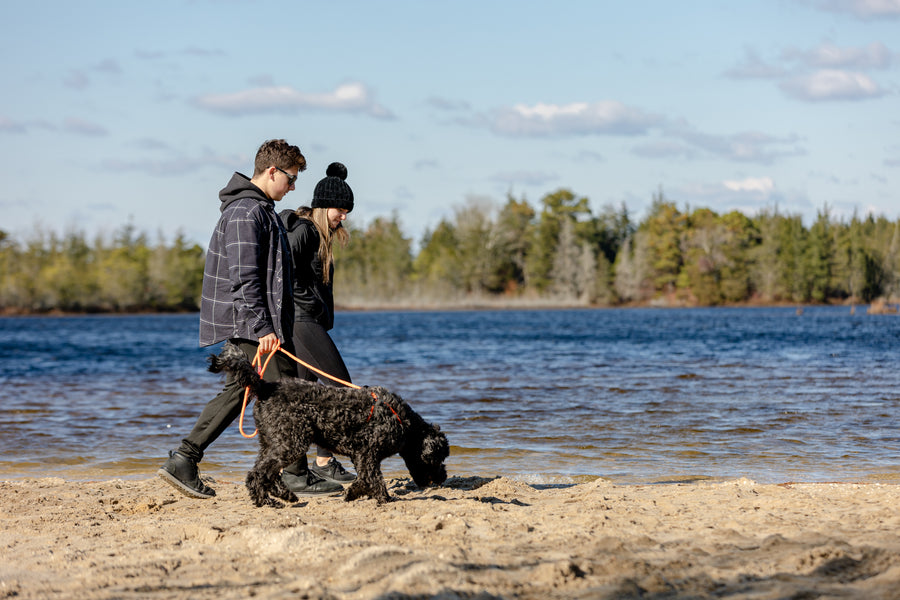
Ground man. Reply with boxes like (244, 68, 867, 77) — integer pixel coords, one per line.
(158, 139, 342, 499)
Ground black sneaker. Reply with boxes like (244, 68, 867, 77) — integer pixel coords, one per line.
(157, 450, 216, 499)
(310, 458, 357, 484)
(281, 470, 343, 497)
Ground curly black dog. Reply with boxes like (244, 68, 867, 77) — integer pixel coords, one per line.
(209, 342, 449, 508)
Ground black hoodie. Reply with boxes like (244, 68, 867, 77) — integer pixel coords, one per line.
(279, 209, 336, 331)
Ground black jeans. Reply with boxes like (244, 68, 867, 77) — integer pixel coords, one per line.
(177, 339, 297, 462)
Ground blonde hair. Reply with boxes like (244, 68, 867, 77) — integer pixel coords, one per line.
(300, 207, 349, 285)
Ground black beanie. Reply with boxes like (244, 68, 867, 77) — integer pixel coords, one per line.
(311, 162, 354, 212)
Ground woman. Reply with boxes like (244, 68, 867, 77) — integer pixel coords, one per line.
(278, 162, 357, 490)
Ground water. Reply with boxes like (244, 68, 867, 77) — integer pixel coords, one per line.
(1, 307, 898, 485)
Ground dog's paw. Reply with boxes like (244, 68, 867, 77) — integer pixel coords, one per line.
(252, 496, 286, 509)
(273, 489, 298, 503)
(264, 497, 286, 509)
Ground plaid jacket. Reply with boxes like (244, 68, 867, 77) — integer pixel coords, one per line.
(199, 173, 293, 347)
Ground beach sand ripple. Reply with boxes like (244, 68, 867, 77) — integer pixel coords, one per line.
(2, 475, 900, 599)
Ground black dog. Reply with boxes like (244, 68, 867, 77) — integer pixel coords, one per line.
(209, 342, 449, 507)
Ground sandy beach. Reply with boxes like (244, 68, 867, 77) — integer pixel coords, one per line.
(2, 474, 900, 599)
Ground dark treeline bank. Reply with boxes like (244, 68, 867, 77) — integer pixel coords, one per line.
(2, 188, 899, 314)
(0, 225, 204, 314)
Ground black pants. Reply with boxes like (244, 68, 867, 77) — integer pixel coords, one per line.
(291, 320, 351, 386)
(177, 339, 297, 463)
(281, 320, 352, 474)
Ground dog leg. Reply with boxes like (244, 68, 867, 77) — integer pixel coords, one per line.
(246, 468, 279, 508)
(270, 475, 298, 503)
(269, 449, 310, 503)
(345, 455, 391, 504)
(247, 452, 288, 508)
(367, 463, 391, 504)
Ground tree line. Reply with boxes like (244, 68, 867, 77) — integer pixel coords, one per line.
(2, 188, 899, 314)
(335, 188, 900, 308)
(0, 225, 204, 313)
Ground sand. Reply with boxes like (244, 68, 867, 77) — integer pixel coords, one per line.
(2, 474, 900, 599)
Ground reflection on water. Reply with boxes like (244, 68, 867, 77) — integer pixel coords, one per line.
(1, 307, 898, 484)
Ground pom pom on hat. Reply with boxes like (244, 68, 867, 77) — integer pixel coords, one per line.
(326, 162, 347, 179)
(312, 162, 354, 212)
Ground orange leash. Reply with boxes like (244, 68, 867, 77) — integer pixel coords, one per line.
(238, 346, 280, 438)
(238, 341, 365, 438)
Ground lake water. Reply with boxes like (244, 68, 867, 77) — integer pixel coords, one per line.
(1, 307, 898, 485)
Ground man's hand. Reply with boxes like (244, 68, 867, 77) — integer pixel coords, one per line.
(258, 333, 280, 354)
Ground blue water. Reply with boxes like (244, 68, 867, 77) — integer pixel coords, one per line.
(1, 307, 898, 484)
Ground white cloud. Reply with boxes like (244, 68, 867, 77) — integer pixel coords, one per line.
(662, 122, 805, 164)
(487, 101, 661, 137)
(783, 41, 893, 69)
(193, 82, 395, 119)
(779, 69, 884, 101)
(723, 177, 775, 193)
(672, 180, 807, 218)
(817, 0, 900, 18)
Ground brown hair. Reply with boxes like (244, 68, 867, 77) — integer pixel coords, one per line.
(253, 139, 307, 176)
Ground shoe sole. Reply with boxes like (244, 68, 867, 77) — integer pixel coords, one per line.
(292, 488, 345, 498)
(157, 468, 216, 499)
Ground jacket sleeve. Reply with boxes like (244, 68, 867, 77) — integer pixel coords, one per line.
(224, 203, 274, 338)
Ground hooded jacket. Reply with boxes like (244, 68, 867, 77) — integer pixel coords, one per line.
(199, 172, 293, 347)
(279, 209, 335, 331)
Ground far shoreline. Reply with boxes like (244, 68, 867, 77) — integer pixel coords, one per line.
(2, 298, 896, 318)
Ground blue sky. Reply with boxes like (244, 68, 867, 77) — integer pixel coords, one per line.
(2, 0, 898, 249)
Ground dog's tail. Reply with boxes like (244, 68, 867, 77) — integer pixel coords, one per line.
(208, 341, 262, 392)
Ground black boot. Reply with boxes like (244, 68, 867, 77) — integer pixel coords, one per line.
(157, 450, 216, 499)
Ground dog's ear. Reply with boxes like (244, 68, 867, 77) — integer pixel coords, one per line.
(422, 428, 449, 462)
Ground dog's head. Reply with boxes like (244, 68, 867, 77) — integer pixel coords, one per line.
(402, 422, 449, 489)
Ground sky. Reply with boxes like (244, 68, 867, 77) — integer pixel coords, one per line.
(1, 0, 899, 250)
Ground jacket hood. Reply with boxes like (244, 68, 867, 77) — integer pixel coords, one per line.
(279, 208, 318, 235)
(278, 208, 301, 230)
(219, 172, 270, 212)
